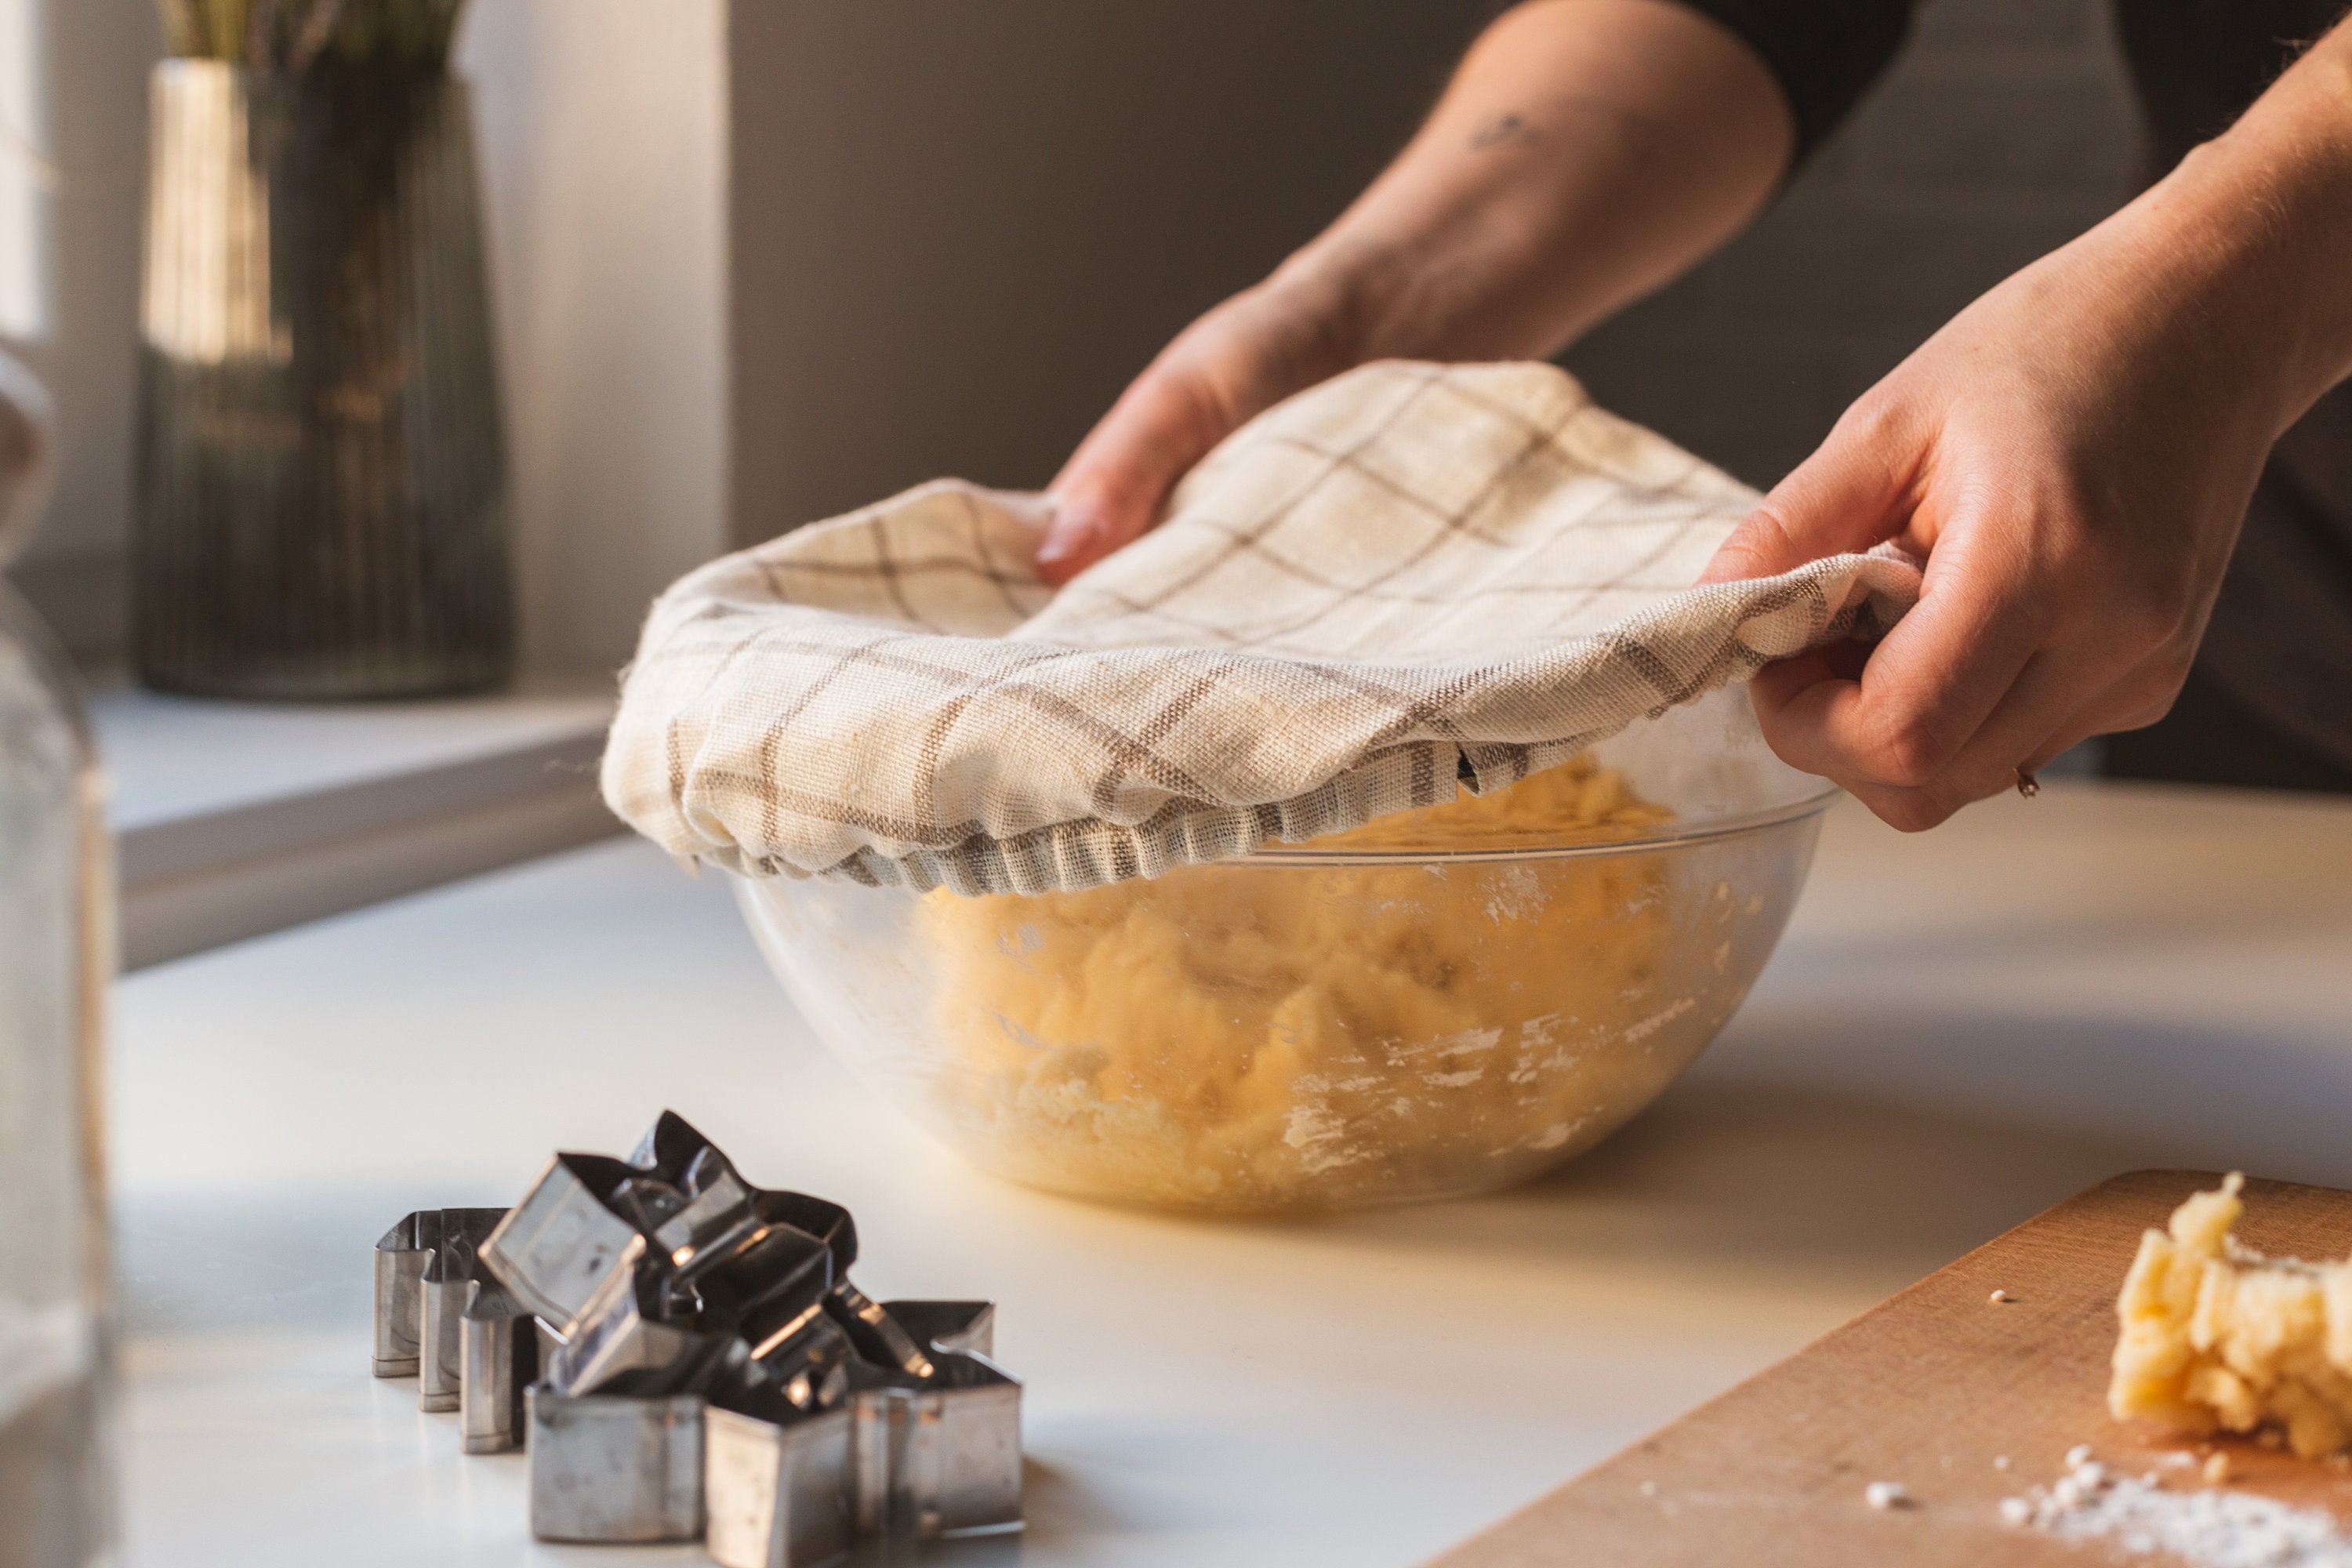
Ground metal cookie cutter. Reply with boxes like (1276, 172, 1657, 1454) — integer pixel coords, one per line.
(481, 1154, 649, 1333)
(482, 1112, 846, 1333)
(460, 1277, 541, 1454)
(545, 1258, 742, 1399)
(701, 1312, 861, 1568)
(373, 1214, 433, 1377)
(524, 1247, 739, 1537)
(703, 1299, 1016, 1566)
(545, 1189, 834, 1400)
(372, 1207, 505, 1387)
(825, 1281, 935, 1381)
(419, 1208, 510, 1413)
(849, 1348, 1022, 1540)
(881, 1300, 993, 1360)
(704, 1405, 855, 1568)
(512, 1116, 848, 1543)
(662, 1192, 840, 1341)
(527, 1384, 706, 1544)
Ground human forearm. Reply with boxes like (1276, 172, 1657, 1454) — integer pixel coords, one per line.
(1277, 0, 1794, 365)
(1696, 14, 2352, 832)
(2125, 18, 2352, 439)
(1038, 0, 1794, 579)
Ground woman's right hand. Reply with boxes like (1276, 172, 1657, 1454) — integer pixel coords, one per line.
(1035, 267, 1364, 586)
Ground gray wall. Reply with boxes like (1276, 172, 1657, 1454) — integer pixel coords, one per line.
(728, 0, 1492, 543)
(1569, 0, 2140, 488)
(729, 0, 2144, 544)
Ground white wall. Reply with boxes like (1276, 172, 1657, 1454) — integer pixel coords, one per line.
(457, 0, 730, 673)
(0, 0, 729, 673)
(2, 0, 154, 651)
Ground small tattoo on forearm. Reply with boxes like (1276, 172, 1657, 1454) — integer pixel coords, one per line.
(1469, 112, 1534, 149)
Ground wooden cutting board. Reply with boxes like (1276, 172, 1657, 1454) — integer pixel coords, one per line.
(1428, 1169, 2352, 1566)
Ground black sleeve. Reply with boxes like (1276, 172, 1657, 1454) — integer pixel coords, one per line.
(1667, 0, 1921, 165)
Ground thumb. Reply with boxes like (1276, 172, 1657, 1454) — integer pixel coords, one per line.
(1697, 413, 1916, 585)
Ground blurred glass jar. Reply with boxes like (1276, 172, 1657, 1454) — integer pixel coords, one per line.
(0, 361, 115, 1565)
(133, 60, 513, 699)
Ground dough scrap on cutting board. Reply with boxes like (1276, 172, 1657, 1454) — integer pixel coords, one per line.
(2111, 1174, 2352, 1457)
(918, 756, 1708, 1210)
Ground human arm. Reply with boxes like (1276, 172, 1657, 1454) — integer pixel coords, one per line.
(1698, 16, 2352, 828)
(1035, 0, 1798, 582)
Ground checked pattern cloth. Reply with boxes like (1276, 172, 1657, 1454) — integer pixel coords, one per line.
(601, 361, 1922, 895)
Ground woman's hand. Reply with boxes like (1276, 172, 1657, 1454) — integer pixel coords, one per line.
(1036, 268, 1363, 586)
(1701, 35, 2352, 830)
(1700, 236, 2262, 829)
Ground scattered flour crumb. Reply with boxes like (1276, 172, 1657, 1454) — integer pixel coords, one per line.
(1994, 1454, 2012, 1470)
(2067, 1444, 2096, 1468)
(2002, 1448, 2352, 1566)
(1864, 1481, 1911, 1510)
(1639, 1481, 1657, 1497)
(1991, 1289, 2013, 1303)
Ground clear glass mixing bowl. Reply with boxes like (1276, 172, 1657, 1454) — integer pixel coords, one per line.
(736, 687, 1835, 1214)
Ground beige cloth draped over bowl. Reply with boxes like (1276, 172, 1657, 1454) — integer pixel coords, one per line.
(601, 361, 1921, 895)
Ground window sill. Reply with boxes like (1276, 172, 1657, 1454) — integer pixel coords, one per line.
(92, 672, 620, 971)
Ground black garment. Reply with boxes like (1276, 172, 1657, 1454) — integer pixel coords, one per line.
(2114, 5, 2352, 787)
(2112, 2, 2352, 168)
(1672, 0, 2352, 790)
(1672, 0, 2348, 166)
(2106, 665, 2352, 792)
(1667, 0, 1915, 163)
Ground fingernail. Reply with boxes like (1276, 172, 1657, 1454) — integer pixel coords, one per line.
(1036, 504, 1101, 568)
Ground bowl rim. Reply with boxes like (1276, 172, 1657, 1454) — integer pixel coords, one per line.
(1239, 780, 1844, 867)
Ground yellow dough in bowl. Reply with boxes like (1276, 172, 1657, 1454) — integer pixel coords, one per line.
(919, 756, 1711, 1210)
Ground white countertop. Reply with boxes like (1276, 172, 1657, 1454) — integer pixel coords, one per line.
(108, 780, 2352, 1567)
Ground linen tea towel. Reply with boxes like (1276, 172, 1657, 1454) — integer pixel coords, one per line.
(601, 361, 1921, 895)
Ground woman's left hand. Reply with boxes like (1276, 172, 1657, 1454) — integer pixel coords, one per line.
(1699, 100, 2352, 829)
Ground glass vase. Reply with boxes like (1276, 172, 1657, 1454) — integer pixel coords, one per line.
(0, 408, 114, 1565)
(133, 60, 513, 699)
